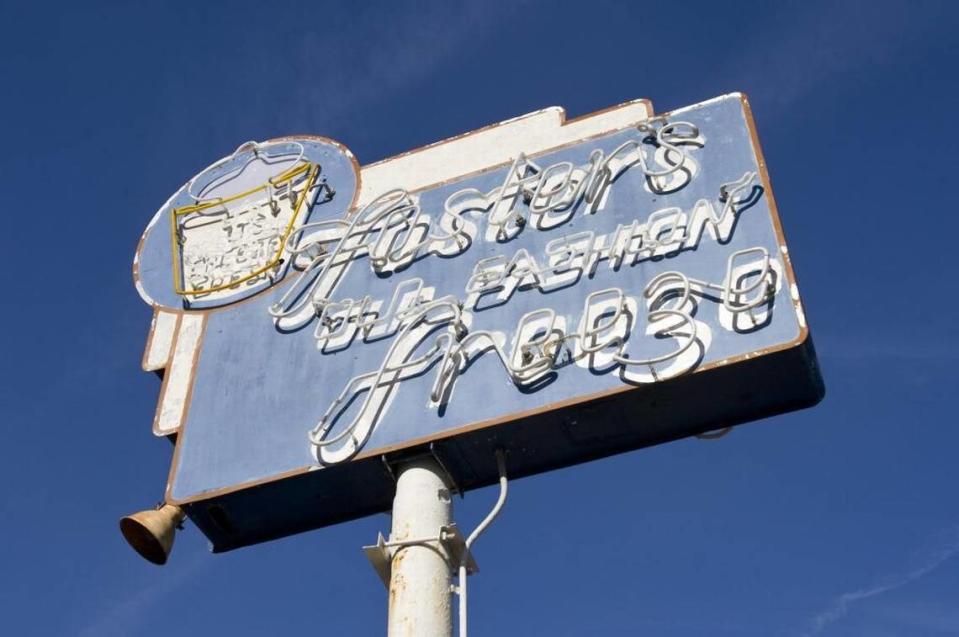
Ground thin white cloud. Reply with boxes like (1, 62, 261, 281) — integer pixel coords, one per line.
(801, 523, 959, 636)
(287, 3, 533, 139)
(879, 600, 959, 633)
(77, 552, 208, 637)
(714, 1, 953, 124)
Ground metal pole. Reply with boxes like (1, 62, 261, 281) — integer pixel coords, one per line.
(388, 458, 453, 637)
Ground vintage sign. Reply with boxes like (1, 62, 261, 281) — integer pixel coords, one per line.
(134, 93, 823, 551)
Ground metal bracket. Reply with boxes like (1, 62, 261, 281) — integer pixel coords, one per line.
(429, 443, 464, 498)
(363, 523, 479, 590)
(379, 443, 465, 498)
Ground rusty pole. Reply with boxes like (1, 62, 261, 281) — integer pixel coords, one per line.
(387, 458, 453, 637)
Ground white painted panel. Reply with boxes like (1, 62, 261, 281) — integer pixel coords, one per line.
(356, 100, 652, 206)
(154, 313, 205, 436)
(142, 309, 180, 371)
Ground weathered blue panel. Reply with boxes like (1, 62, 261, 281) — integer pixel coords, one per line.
(138, 95, 822, 550)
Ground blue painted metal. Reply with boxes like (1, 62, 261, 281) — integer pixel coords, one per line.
(136, 94, 823, 551)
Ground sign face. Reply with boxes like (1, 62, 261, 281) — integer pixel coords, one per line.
(134, 93, 823, 551)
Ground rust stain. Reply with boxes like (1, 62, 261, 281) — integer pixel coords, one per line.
(390, 551, 408, 600)
(388, 553, 410, 634)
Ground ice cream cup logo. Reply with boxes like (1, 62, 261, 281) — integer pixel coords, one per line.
(170, 141, 326, 303)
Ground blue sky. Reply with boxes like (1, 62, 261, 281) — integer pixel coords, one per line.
(1, 1, 957, 635)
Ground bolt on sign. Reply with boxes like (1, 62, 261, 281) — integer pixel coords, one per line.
(134, 93, 823, 551)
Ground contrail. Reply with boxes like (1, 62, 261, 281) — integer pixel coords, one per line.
(801, 524, 959, 636)
(78, 553, 207, 637)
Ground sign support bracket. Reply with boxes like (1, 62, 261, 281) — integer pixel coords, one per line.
(363, 523, 478, 591)
(379, 444, 465, 498)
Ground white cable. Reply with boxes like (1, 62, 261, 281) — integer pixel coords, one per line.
(187, 140, 306, 203)
(458, 449, 508, 637)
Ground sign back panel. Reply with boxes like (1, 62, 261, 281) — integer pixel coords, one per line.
(134, 93, 823, 551)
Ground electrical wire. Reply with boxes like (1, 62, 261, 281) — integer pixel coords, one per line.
(458, 449, 508, 637)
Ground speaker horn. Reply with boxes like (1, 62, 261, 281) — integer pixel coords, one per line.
(119, 504, 185, 565)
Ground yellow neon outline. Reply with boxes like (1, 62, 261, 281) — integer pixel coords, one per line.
(170, 162, 319, 297)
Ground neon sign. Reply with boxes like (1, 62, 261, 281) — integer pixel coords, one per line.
(132, 94, 822, 551)
(259, 119, 779, 464)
